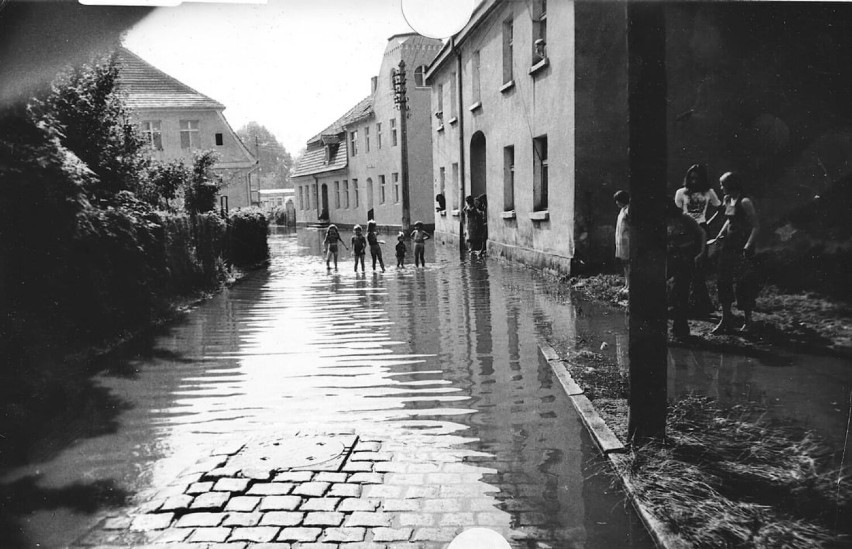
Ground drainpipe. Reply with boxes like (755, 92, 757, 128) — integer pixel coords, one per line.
(455, 37, 466, 253)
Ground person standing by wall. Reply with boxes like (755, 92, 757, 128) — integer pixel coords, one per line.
(708, 171, 760, 334)
(613, 190, 631, 295)
(464, 195, 483, 257)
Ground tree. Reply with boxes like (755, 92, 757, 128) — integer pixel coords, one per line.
(32, 51, 148, 202)
(236, 122, 292, 189)
(183, 151, 221, 214)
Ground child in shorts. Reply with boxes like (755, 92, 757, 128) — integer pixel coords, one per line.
(410, 221, 431, 267)
(395, 232, 406, 268)
(366, 220, 385, 272)
(351, 224, 367, 272)
(323, 224, 348, 270)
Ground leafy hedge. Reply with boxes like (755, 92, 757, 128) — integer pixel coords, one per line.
(228, 208, 269, 266)
(0, 51, 267, 360)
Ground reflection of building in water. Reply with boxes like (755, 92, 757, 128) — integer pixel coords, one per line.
(422, 260, 589, 543)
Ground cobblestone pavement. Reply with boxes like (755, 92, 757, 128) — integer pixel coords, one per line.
(73, 433, 550, 548)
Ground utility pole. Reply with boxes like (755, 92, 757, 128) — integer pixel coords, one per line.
(627, 2, 668, 444)
(393, 60, 411, 233)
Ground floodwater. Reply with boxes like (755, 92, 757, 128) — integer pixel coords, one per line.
(3, 226, 848, 548)
(1, 227, 653, 548)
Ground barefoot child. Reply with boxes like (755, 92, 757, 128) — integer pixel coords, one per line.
(351, 224, 367, 272)
(395, 232, 406, 268)
(323, 224, 348, 270)
(410, 221, 430, 267)
(366, 220, 385, 272)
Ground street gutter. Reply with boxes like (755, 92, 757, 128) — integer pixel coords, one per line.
(538, 342, 690, 549)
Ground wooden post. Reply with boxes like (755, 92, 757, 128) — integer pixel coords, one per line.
(627, 2, 668, 443)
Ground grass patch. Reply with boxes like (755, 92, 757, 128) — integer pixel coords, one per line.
(617, 396, 851, 548)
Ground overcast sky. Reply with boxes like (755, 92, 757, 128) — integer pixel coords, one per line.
(123, 0, 474, 156)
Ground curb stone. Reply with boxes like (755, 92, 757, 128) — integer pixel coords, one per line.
(539, 343, 690, 549)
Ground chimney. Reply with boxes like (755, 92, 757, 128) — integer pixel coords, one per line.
(371, 76, 378, 93)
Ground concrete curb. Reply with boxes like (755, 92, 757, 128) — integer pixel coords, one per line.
(538, 343, 690, 549)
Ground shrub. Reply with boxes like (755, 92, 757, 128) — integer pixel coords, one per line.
(228, 208, 269, 266)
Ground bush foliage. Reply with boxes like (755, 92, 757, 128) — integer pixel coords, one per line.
(0, 51, 267, 362)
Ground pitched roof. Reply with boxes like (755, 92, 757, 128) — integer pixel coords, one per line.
(307, 95, 374, 144)
(291, 142, 347, 178)
(115, 47, 225, 110)
(292, 94, 374, 178)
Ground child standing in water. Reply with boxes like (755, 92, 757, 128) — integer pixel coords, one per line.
(351, 224, 367, 272)
(366, 220, 385, 272)
(395, 232, 406, 268)
(323, 224, 348, 270)
(410, 221, 431, 267)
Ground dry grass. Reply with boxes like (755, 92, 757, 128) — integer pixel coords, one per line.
(618, 396, 852, 548)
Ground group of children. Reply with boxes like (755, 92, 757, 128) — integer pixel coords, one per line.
(323, 220, 431, 273)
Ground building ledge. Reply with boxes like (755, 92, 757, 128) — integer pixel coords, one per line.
(439, 210, 447, 217)
(529, 57, 550, 77)
(500, 80, 515, 93)
(530, 210, 549, 222)
(468, 101, 482, 112)
(451, 209, 461, 217)
(501, 210, 516, 220)
(448, 116, 458, 126)
(436, 123, 445, 132)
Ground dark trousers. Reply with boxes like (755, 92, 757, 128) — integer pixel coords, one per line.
(717, 246, 758, 311)
(668, 253, 693, 333)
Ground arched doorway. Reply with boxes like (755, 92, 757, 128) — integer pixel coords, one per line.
(320, 183, 329, 221)
(366, 177, 375, 221)
(470, 132, 488, 244)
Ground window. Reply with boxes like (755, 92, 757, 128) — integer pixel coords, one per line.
(391, 119, 398, 147)
(379, 175, 386, 204)
(414, 65, 427, 87)
(298, 186, 304, 210)
(451, 163, 459, 209)
(472, 50, 481, 104)
(334, 181, 340, 209)
(439, 166, 446, 206)
(504, 146, 515, 211)
(533, 136, 548, 211)
(350, 130, 358, 156)
(353, 178, 359, 208)
(377, 122, 382, 149)
(503, 18, 514, 83)
(437, 83, 444, 116)
(449, 72, 457, 118)
(533, 0, 547, 64)
(365, 126, 370, 152)
(343, 180, 349, 208)
(311, 185, 317, 210)
(141, 120, 162, 150)
(215, 133, 223, 146)
(179, 120, 199, 149)
(392, 172, 399, 203)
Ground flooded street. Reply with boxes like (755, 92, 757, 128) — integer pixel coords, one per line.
(3, 228, 652, 548)
(3, 227, 848, 548)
